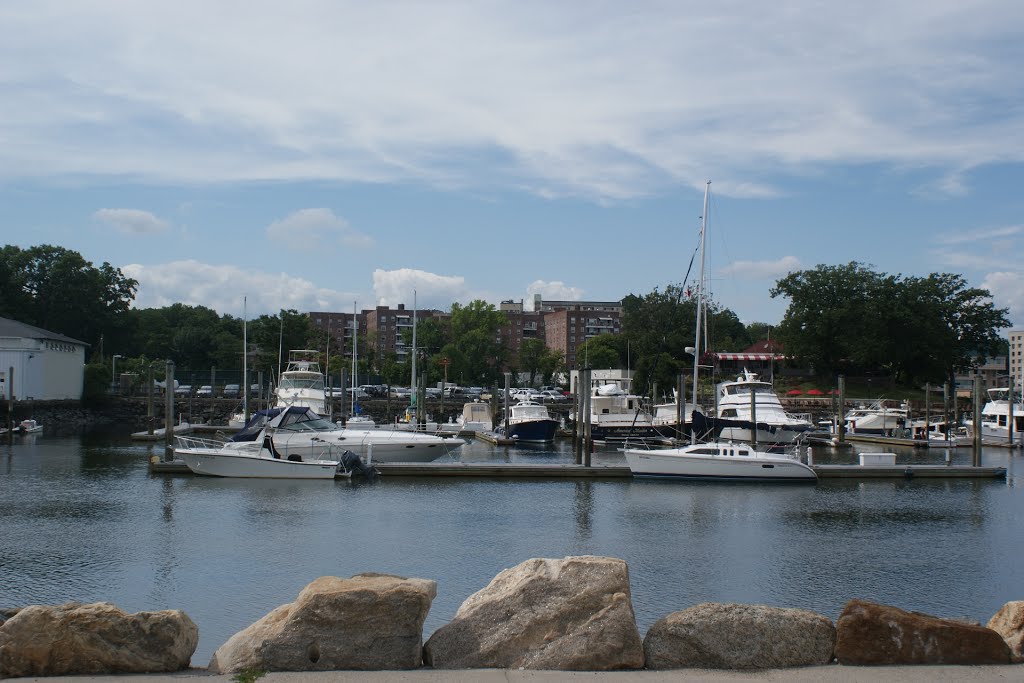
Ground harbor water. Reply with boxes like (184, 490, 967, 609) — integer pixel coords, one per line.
(1, 431, 1022, 666)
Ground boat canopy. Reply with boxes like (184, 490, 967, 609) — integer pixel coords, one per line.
(230, 406, 336, 442)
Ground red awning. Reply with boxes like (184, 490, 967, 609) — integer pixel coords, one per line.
(714, 353, 785, 361)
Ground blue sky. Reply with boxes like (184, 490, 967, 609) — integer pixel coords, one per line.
(2, 1, 1022, 330)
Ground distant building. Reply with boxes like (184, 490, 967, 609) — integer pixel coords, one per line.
(955, 356, 1009, 397)
(1010, 329, 1023, 391)
(544, 307, 621, 369)
(0, 317, 88, 400)
(309, 305, 440, 365)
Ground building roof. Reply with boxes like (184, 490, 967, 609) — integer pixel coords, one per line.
(0, 317, 88, 346)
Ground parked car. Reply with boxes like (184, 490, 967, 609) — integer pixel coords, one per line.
(222, 384, 240, 398)
(174, 384, 192, 396)
(347, 387, 370, 400)
(539, 389, 567, 402)
(195, 385, 213, 397)
(250, 383, 262, 396)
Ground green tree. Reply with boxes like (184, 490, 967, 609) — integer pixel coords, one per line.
(0, 244, 137, 350)
(517, 338, 549, 387)
(447, 300, 508, 385)
(575, 334, 624, 370)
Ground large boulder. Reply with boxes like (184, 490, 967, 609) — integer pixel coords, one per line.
(643, 602, 835, 669)
(987, 601, 1024, 663)
(0, 602, 197, 677)
(209, 573, 436, 673)
(835, 599, 1010, 665)
(423, 555, 644, 670)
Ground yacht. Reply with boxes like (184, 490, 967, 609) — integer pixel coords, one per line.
(498, 401, 559, 443)
(587, 379, 661, 443)
(227, 406, 462, 463)
(843, 401, 910, 436)
(964, 387, 1024, 446)
(651, 391, 697, 440)
(275, 350, 327, 415)
(713, 369, 814, 446)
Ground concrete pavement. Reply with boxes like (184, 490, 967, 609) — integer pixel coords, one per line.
(9, 666, 1024, 683)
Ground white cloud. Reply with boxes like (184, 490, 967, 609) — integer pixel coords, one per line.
(525, 280, 585, 310)
(93, 208, 168, 235)
(982, 271, 1024, 328)
(266, 208, 373, 250)
(718, 256, 801, 279)
(2, 2, 1023, 199)
(123, 260, 359, 316)
(372, 269, 469, 311)
(937, 224, 1024, 246)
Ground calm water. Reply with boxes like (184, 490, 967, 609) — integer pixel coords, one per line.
(1, 431, 1022, 666)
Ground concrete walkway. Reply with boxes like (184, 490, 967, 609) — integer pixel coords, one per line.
(11, 666, 1023, 683)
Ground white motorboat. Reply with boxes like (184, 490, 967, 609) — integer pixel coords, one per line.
(16, 419, 43, 434)
(842, 401, 910, 436)
(964, 387, 1024, 446)
(175, 434, 341, 479)
(455, 401, 492, 433)
(275, 350, 327, 415)
(230, 406, 462, 463)
(713, 369, 814, 446)
(587, 380, 662, 443)
(624, 442, 817, 482)
(625, 182, 815, 483)
(651, 392, 697, 440)
(498, 401, 559, 443)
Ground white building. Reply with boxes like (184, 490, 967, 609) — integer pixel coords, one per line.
(0, 317, 88, 400)
(1010, 329, 1023, 392)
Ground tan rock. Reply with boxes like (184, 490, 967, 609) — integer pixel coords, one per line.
(643, 602, 835, 669)
(423, 555, 644, 670)
(987, 601, 1024, 663)
(0, 601, 197, 677)
(835, 599, 1010, 665)
(209, 573, 436, 673)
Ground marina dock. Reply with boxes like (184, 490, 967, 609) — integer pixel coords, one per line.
(149, 459, 1007, 479)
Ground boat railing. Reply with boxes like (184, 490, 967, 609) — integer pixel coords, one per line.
(174, 434, 229, 450)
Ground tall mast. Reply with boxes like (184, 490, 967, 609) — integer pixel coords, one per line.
(691, 180, 710, 444)
(351, 300, 358, 415)
(242, 296, 248, 419)
(411, 289, 418, 404)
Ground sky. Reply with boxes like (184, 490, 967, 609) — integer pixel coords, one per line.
(2, 1, 1023, 331)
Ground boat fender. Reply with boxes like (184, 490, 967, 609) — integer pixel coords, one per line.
(287, 454, 303, 462)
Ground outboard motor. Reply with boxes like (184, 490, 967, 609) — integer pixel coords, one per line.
(340, 450, 377, 478)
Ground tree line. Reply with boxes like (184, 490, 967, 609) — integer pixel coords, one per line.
(1, 245, 1010, 397)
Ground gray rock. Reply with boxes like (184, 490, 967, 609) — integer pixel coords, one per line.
(643, 602, 835, 669)
(209, 573, 436, 673)
(424, 555, 644, 670)
(835, 599, 1010, 665)
(0, 601, 197, 677)
(987, 600, 1024, 663)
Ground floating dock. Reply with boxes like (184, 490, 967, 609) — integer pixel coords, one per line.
(473, 430, 516, 446)
(131, 423, 194, 441)
(148, 459, 1006, 479)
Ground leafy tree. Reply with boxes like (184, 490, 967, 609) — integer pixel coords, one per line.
(517, 338, 549, 387)
(575, 334, 624, 370)
(447, 300, 508, 385)
(0, 244, 137, 350)
(770, 262, 880, 377)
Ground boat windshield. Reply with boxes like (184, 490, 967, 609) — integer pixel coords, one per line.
(279, 375, 324, 391)
(724, 383, 774, 395)
(275, 409, 336, 432)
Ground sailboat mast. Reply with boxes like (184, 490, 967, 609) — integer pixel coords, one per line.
(242, 296, 248, 419)
(411, 289, 417, 402)
(351, 300, 358, 415)
(691, 180, 710, 444)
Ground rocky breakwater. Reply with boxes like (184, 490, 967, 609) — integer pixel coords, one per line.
(4, 561, 1024, 675)
(209, 573, 437, 672)
(0, 602, 197, 677)
(424, 555, 645, 670)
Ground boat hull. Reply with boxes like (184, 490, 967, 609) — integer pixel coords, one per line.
(180, 449, 339, 479)
(506, 418, 559, 443)
(271, 429, 463, 464)
(624, 449, 817, 482)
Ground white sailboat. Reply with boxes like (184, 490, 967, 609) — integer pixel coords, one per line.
(624, 181, 816, 482)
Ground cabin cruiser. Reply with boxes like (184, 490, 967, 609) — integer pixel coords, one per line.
(275, 350, 327, 415)
(498, 401, 559, 443)
(228, 406, 462, 463)
(587, 379, 662, 443)
(651, 392, 697, 440)
(843, 401, 910, 436)
(454, 401, 492, 433)
(175, 432, 344, 479)
(712, 370, 814, 446)
(964, 387, 1024, 446)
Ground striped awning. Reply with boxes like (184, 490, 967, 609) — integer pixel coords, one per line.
(713, 353, 784, 361)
